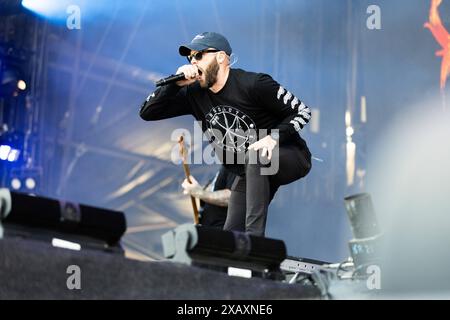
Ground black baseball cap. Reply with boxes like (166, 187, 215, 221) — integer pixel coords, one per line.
(179, 32, 232, 57)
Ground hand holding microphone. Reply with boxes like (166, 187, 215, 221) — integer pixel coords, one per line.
(155, 65, 201, 87)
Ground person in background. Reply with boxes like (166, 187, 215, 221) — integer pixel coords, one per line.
(181, 166, 236, 229)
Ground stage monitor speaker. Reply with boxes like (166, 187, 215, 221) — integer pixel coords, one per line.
(0, 188, 126, 248)
(162, 224, 287, 278)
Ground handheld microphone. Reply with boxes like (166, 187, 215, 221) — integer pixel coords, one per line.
(155, 73, 186, 87)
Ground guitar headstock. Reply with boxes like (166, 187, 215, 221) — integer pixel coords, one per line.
(178, 135, 187, 162)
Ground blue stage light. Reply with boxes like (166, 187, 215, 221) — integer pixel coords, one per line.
(0, 145, 21, 162)
(21, 0, 70, 21)
(7, 149, 20, 162)
(0, 145, 11, 160)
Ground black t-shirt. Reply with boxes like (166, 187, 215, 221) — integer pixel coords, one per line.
(140, 68, 311, 175)
(199, 166, 236, 229)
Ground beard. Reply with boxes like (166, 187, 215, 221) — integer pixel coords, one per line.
(200, 58, 220, 88)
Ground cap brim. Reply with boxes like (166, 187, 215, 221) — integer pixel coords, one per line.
(179, 43, 209, 56)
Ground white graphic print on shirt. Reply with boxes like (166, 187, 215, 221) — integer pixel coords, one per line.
(205, 105, 257, 152)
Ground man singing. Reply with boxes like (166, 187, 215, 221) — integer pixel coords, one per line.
(140, 32, 312, 237)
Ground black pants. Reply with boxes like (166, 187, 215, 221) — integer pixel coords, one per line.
(223, 143, 311, 237)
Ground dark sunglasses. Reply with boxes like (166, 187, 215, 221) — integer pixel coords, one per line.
(187, 49, 220, 63)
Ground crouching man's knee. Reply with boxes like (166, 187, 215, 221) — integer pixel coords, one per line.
(244, 148, 279, 176)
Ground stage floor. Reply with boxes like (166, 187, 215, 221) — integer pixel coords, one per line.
(0, 236, 321, 300)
